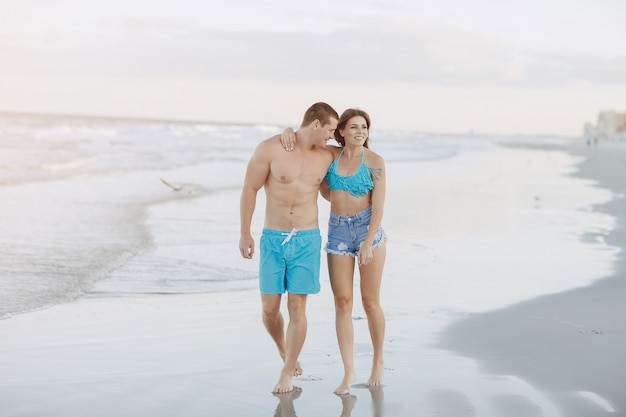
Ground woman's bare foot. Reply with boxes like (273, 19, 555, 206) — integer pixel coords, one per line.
(273, 371, 295, 394)
(334, 372, 357, 395)
(366, 361, 384, 387)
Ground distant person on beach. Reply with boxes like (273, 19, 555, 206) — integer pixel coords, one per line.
(281, 108, 387, 395)
(239, 102, 339, 394)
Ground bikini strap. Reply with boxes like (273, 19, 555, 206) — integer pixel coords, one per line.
(337, 147, 345, 161)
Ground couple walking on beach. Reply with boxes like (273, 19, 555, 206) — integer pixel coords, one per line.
(239, 102, 387, 395)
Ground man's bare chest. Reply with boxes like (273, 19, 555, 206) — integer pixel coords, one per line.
(270, 158, 327, 187)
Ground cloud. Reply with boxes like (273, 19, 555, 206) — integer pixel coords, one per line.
(2, 18, 624, 89)
(521, 50, 626, 85)
(2, 0, 625, 136)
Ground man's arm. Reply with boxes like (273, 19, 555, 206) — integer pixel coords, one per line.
(319, 146, 339, 201)
(239, 141, 271, 259)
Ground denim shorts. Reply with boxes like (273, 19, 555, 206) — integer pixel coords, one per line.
(259, 228, 321, 294)
(325, 206, 387, 257)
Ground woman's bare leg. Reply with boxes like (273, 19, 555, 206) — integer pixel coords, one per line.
(329, 253, 357, 395)
(359, 245, 386, 387)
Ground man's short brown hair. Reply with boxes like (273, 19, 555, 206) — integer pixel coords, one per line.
(301, 102, 339, 127)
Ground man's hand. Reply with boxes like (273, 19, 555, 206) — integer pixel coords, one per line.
(239, 235, 255, 259)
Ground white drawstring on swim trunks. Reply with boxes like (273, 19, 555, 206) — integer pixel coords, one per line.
(281, 228, 298, 245)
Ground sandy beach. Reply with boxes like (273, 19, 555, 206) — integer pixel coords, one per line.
(438, 138, 626, 417)
(0, 122, 624, 416)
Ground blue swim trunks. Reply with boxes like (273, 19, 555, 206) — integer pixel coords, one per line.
(325, 206, 387, 257)
(259, 228, 322, 294)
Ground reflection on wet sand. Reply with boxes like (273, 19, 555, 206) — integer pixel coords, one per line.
(272, 386, 302, 417)
(271, 386, 385, 417)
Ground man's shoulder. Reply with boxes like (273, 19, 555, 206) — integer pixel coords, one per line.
(258, 134, 281, 149)
(309, 144, 335, 163)
(254, 134, 282, 156)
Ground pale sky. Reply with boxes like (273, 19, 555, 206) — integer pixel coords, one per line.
(1, 0, 625, 135)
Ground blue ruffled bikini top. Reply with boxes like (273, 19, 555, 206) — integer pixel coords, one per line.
(325, 148, 382, 197)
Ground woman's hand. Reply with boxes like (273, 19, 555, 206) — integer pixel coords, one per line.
(280, 127, 296, 151)
(357, 244, 374, 266)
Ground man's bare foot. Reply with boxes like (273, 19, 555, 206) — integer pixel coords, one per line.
(273, 371, 295, 394)
(334, 372, 357, 395)
(273, 386, 302, 400)
(272, 386, 301, 416)
(294, 361, 303, 377)
(365, 361, 384, 387)
(279, 354, 302, 377)
(338, 394, 357, 416)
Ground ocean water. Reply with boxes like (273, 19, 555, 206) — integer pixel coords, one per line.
(0, 112, 613, 318)
(0, 113, 269, 315)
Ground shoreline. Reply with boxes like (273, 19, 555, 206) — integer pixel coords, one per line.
(438, 138, 626, 416)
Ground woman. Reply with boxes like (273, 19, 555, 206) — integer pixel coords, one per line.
(282, 108, 387, 395)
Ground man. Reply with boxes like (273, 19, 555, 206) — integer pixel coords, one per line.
(239, 102, 338, 394)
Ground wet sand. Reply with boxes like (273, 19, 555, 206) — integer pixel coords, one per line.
(439, 138, 626, 417)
